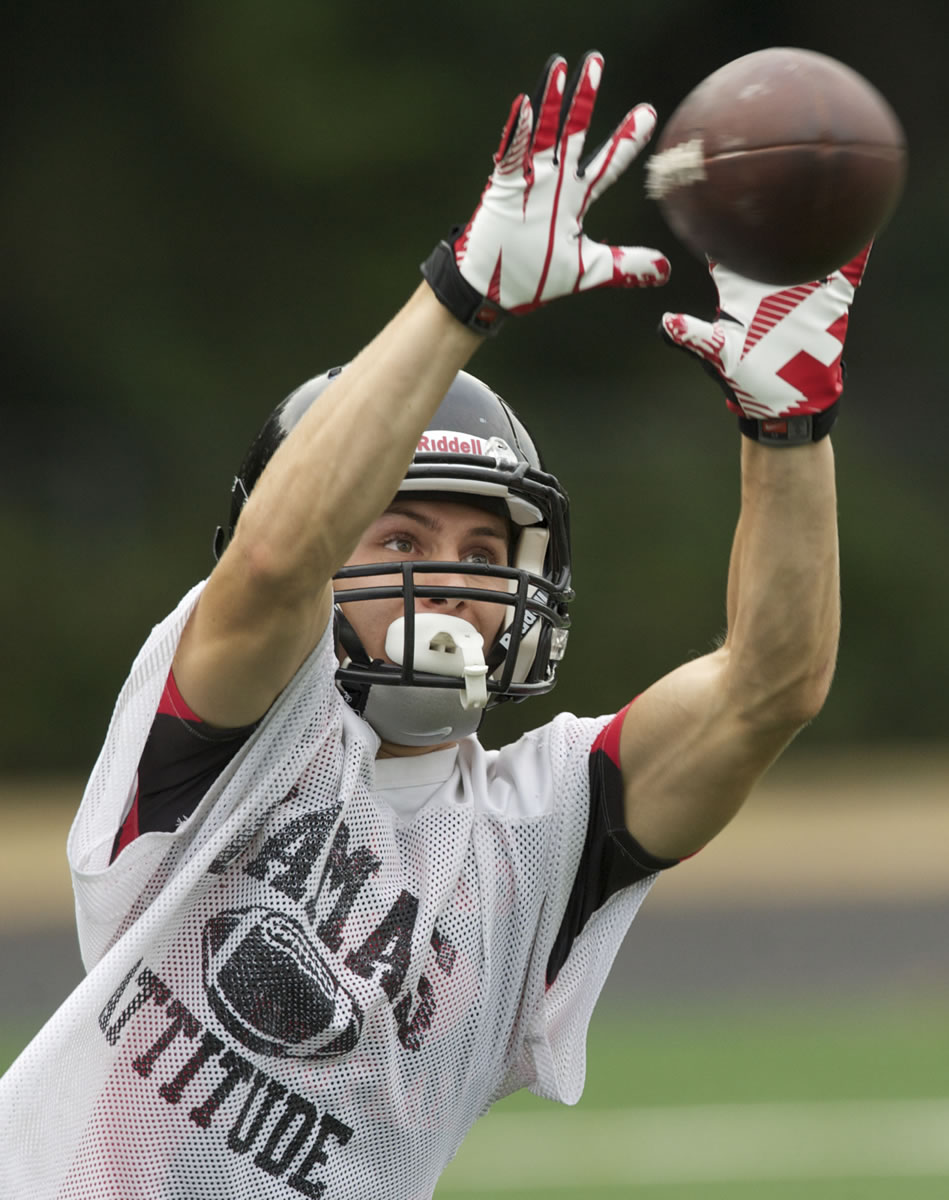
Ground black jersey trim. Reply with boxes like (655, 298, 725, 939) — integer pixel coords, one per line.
(110, 672, 258, 862)
(545, 711, 680, 986)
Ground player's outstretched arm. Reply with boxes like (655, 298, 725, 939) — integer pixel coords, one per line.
(173, 52, 669, 729)
(616, 249, 870, 860)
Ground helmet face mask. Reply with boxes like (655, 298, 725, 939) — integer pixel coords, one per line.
(333, 555, 570, 701)
(216, 367, 573, 739)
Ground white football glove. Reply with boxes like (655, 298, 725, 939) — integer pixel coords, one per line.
(661, 246, 871, 444)
(422, 52, 670, 334)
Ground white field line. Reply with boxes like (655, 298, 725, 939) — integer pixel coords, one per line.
(438, 1098, 949, 1190)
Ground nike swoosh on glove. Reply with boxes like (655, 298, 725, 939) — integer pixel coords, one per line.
(422, 51, 671, 334)
(660, 246, 871, 441)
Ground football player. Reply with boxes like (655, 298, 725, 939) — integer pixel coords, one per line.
(0, 53, 867, 1199)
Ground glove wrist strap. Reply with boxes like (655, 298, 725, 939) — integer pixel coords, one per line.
(738, 401, 839, 447)
(420, 237, 507, 336)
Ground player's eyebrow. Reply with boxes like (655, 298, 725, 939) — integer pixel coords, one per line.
(382, 504, 508, 542)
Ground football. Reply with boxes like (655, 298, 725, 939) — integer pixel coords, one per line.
(646, 47, 907, 284)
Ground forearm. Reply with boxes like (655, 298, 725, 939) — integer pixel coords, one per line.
(175, 54, 669, 728)
(231, 284, 481, 598)
(723, 437, 840, 727)
(621, 251, 864, 856)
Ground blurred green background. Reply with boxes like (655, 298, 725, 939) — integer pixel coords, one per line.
(3, 0, 945, 772)
(3, 8, 948, 1196)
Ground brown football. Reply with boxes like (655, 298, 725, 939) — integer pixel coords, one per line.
(646, 47, 907, 283)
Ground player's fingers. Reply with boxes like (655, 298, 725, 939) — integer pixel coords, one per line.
(582, 104, 657, 205)
(530, 56, 568, 155)
(836, 241, 873, 288)
(576, 242, 670, 292)
(660, 311, 725, 362)
(494, 94, 534, 174)
(615, 245, 671, 288)
(557, 51, 604, 164)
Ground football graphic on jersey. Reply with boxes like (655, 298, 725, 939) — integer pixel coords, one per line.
(201, 906, 364, 1059)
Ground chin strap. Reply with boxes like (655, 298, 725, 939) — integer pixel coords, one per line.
(333, 606, 376, 716)
(334, 606, 371, 667)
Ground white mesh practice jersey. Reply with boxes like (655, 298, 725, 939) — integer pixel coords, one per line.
(0, 582, 657, 1199)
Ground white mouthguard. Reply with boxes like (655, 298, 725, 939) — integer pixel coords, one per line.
(385, 614, 489, 711)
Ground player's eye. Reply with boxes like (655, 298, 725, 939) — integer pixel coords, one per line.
(462, 549, 495, 566)
(383, 534, 417, 556)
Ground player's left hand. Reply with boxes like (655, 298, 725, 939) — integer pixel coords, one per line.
(660, 245, 871, 439)
(422, 52, 671, 335)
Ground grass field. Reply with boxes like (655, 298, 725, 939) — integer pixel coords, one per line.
(4, 1000, 946, 1198)
(436, 1001, 949, 1198)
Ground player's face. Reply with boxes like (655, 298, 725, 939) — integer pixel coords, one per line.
(334, 497, 511, 664)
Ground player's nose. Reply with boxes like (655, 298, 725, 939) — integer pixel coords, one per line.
(416, 563, 469, 609)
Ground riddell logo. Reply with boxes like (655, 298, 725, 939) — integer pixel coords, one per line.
(417, 430, 485, 455)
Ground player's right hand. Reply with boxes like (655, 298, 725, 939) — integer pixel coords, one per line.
(421, 52, 670, 335)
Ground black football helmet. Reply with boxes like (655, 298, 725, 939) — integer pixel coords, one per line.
(214, 367, 573, 742)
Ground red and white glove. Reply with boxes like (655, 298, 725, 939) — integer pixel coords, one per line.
(421, 52, 670, 334)
(661, 246, 871, 445)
